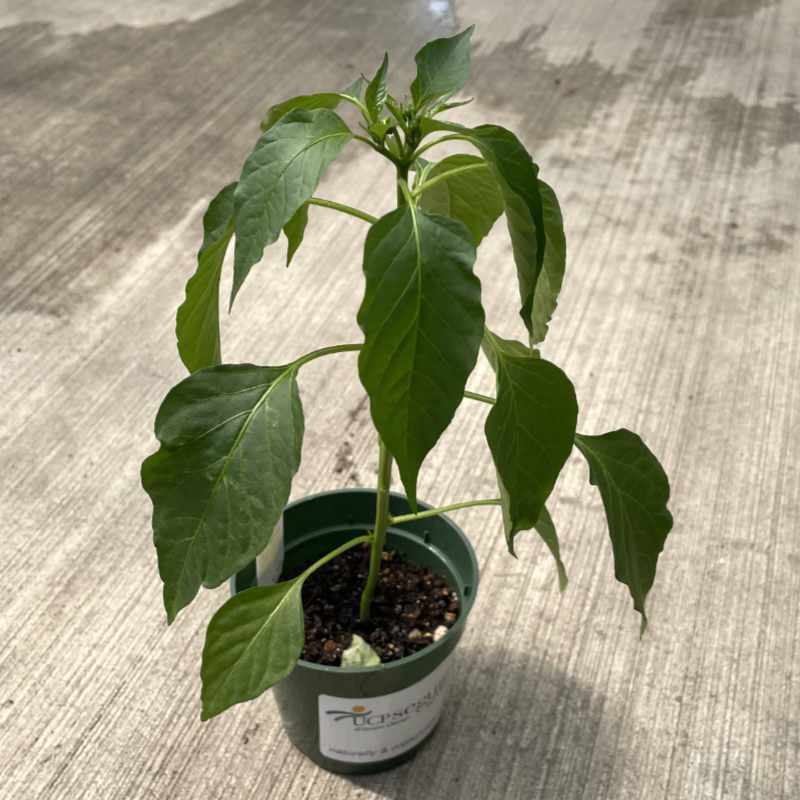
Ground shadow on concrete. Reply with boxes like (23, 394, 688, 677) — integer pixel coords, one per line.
(344, 649, 611, 800)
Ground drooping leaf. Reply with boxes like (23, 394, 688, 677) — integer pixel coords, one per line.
(422, 120, 546, 338)
(260, 76, 364, 132)
(201, 579, 305, 719)
(365, 53, 389, 121)
(141, 364, 304, 622)
(418, 154, 503, 245)
(530, 181, 566, 345)
(357, 206, 484, 509)
(574, 430, 673, 632)
(283, 202, 309, 266)
(483, 328, 577, 550)
(175, 182, 236, 373)
(341, 634, 381, 667)
(533, 506, 568, 591)
(232, 109, 351, 304)
(411, 26, 475, 106)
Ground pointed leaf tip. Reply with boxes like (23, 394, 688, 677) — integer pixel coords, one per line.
(574, 429, 673, 628)
(484, 330, 577, 542)
(365, 53, 389, 121)
(357, 206, 484, 507)
(141, 364, 304, 621)
(201, 581, 305, 718)
(411, 26, 475, 106)
(176, 182, 236, 374)
(231, 108, 351, 306)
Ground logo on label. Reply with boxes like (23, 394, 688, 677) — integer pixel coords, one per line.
(325, 705, 371, 723)
(318, 658, 452, 763)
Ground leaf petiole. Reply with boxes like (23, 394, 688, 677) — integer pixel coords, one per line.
(412, 162, 487, 196)
(410, 133, 471, 160)
(307, 197, 378, 225)
(464, 390, 496, 405)
(289, 342, 361, 370)
(300, 533, 372, 581)
(389, 498, 501, 525)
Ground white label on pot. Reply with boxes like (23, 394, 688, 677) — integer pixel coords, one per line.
(318, 658, 451, 763)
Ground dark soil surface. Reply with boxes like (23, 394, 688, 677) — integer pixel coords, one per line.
(292, 545, 460, 665)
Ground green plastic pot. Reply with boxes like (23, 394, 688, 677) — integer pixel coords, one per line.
(230, 489, 479, 774)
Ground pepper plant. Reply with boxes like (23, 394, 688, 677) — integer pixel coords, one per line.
(141, 27, 673, 721)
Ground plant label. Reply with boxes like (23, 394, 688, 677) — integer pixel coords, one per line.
(317, 657, 451, 763)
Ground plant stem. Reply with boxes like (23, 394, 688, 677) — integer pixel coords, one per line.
(464, 389, 496, 405)
(308, 197, 377, 225)
(389, 498, 502, 525)
(290, 342, 361, 370)
(301, 534, 371, 580)
(359, 440, 394, 621)
(396, 166, 410, 207)
(413, 162, 487, 196)
(397, 177, 415, 208)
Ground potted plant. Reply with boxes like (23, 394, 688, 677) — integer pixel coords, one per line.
(141, 27, 673, 774)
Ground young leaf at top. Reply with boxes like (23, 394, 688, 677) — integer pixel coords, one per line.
(483, 328, 577, 553)
(232, 109, 351, 304)
(423, 120, 546, 338)
(574, 429, 673, 632)
(283, 202, 309, 267)
(411, 26, 475, 106)
(341, 75, 366, 101)
(141, 363, 304, 623)
(260, 76, 365, 132)
(175, 182, 236, 373)
(432, 97, 474, 114)
(418, 154, 503, 245)
(357, 206, 484, 509)
(364, 53, 389, 121)
(530, 181, 566, 345)
(201, 579, 305, 719)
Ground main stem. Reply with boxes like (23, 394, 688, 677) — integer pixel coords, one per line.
(359, 161, 411, 622)
(359, 440, 393, 621)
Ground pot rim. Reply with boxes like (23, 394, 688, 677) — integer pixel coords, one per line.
(278, 487, 480, 677)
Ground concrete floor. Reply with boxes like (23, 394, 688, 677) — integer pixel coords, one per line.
(1, 0, 798, 798)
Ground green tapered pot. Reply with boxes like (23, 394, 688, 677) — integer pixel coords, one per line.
(230, 489, 479, 774)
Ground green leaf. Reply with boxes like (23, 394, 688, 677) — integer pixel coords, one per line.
(367, 118, 391, 143)
(341, 76, 366, 101)
(201, 579, 305, 719)
(357, 206, 484, 509)
(483, 328, 577, 551)
(232, 109, 351, 304)
(574, 430, 673, 631)
(341, 634, 381, 667)
(530, 181, 566, 345)
(260, 76, 365, 132)
(423, 120, 546, 338)
(141, 363, 304, 622)
(283, 202, 309, 266)
(175, 182, 236, 373)
(418, 154, 503, 245)
(433, 97, 474, 114)
(364, 53, 389, 121)
(533, 506, 568, 591)
(411, 26, 475, 106)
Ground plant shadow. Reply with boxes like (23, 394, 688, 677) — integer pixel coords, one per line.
(343, 647, 612, 800)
